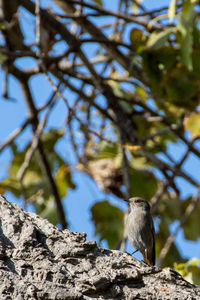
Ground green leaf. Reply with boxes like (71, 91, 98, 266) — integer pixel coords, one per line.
(184, 112, 200, 137)
(135, 86, 147, 102)
(91, 200, 124, 249)
(55, 165, 75, 198)
(0, 186, 5, 194)
(0, 51, 6, 63)
(93, 141, 120, 159)
(142, 51, 162, 97)
(168, 0, 177, 22)
(181, 31, 193, 71)
(23, 170, 42, 186)
(142, 47, 177, 100)
(0, 178, 21, 197)
(177, 1, 195, 70)
(182, 197, 200, 241)
(41, 129, 64, 151)
(157, 218, 183, 267)
(174, 258, 200, 285)
(130, 28, 146, 52)
(0, 23, 5, 30)
(163, 66, 200, 110)
(35, 196, 59, 225)
(7, 143, 32, 178)
(146, 29, 173, 50)
(6, 129, 65, 180)
(177, 1, 195, 36)
(0, 128, 71, 215)
(158, 193, 181, 221)
(192, 26, 200, 46)
(129, 168, 158, 199)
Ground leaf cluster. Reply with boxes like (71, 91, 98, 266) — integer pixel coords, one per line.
(0, 0, 200, 280)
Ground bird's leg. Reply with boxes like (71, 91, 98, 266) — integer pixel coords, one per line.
(145, 248, 148, 262)
(141, 251, 149, 265)
(131, 249, 139, 255)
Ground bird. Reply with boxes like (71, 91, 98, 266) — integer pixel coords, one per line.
(124, 197, 155, 266)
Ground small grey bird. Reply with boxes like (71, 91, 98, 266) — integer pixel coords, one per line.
(124, 197, 155, 266)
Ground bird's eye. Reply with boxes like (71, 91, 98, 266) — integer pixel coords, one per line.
(135, 198, 142, 203)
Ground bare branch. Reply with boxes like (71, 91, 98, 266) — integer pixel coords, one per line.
(0, 119, 31, 152)
(159, 190, 200, 265)
(17, 100, 55, 181)
(65, 0, 162, 29)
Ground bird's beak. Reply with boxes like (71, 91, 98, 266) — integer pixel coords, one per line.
(123, 199, 129, 203)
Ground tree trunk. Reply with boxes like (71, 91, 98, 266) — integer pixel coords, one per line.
(0, 195, 199, 299)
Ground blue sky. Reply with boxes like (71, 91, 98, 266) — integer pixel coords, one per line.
(0, 0, 200, 263)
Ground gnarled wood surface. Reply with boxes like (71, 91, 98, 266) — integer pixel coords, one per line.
(0, 195, 199, 299)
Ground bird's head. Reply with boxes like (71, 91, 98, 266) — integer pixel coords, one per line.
(124, 197, 151, 211)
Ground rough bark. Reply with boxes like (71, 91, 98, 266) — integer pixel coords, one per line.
(0, 195, 199, 300)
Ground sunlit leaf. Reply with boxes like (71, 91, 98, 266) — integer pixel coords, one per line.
(184, 112, 200, 137)
(23, 170, 41, 186)
(93, 141, 120, 159)
(146, 29, 173, 50)
(91, 200, 124, 249)
(178, 1, 195, 35)
(130, 28, 146, 51)
(123, 145, 140, 151)
(177, 1, 195, 70)
(0, 178, 21, 197)
(135, 86, 147, 102)
(55, 165, 76, 198)
(174, 258, 200, 285)
(180, 31, 193, 71)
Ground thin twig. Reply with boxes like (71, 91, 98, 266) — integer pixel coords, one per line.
(35, 0, 41, 51)
(38, 82, 62, 112)
(0, 118, 31, 152)
(151, 181, 168, 210)
(17, 100, 56, 181)
(67, 0, 162, 29)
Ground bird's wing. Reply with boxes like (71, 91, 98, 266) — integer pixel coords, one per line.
(150, 217, 156, 265)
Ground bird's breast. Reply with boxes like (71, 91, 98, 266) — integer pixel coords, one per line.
(126, 209, 152, 251)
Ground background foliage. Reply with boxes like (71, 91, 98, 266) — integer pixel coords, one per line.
(0, 0, 200, 284)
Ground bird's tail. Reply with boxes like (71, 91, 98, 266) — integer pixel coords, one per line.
(142, 244, 155, 266)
